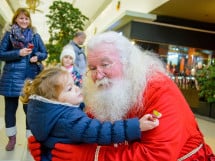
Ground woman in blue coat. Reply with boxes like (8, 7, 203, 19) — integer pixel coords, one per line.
(0, 8, 48, 151)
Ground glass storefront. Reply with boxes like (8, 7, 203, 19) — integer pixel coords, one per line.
(135, 40, 215, 89)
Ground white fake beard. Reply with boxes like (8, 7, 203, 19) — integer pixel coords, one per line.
(84, 77, 136, 122)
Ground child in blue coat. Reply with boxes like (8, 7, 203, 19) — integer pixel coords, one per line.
(20, 67, 160, 160)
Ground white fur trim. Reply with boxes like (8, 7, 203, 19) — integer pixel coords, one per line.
(29, 95, 79, 107)
(94, 146, 101, 161)
(26, 130, 33, 138)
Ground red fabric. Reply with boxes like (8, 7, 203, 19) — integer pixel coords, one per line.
(95, 74, 214, 161)
(51, 74, 214, 161)
(52, 143, 97, 161)
(183, 143, 215, 161)
(28, 136, 41, 161)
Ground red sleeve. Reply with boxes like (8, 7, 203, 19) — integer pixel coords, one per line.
(97, 74, 203, 161)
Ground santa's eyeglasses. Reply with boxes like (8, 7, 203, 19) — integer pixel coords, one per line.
(85, 62, 115, 77)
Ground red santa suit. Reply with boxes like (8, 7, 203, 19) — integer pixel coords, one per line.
(50, 73, 215, 161)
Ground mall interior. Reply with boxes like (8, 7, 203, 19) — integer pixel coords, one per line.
(0, 0, 215, 160)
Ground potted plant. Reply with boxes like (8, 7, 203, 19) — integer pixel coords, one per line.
(45, 0, 88, 64)
(195, 60, 215, 118)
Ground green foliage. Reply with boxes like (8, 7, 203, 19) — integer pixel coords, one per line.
(196, 61, 215, 103)
(45, 0, 88, 64)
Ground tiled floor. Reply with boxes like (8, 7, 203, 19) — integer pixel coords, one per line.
(0, 95, 214, 161)
(0, 96, 34, 161)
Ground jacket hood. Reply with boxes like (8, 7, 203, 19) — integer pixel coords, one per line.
(27, 95, 77, 142)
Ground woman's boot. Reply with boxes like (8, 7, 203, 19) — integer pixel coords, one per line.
(5, 135, 16, 151)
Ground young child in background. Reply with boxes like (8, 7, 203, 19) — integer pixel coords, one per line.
(60, 44, 82, 87)
(20, 67, 160, 160)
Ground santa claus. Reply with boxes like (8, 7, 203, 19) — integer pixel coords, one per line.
(29, 31, 214, 161)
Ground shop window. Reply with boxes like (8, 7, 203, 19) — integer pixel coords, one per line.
(135, 40, 215, 89)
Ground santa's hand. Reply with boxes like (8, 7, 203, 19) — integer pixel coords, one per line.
(28, 136, 41, 161)
(52, 143, 97, 161)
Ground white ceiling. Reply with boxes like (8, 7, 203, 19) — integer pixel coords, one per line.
(5, 0, 215, 42)
(7, 0, 111, 27)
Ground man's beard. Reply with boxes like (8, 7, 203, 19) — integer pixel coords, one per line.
(83, 77, 138, 122)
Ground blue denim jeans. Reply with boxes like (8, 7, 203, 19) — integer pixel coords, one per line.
(4, 96, 29, 129)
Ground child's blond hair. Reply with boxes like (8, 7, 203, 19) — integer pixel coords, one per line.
(20, 67, 69, 104)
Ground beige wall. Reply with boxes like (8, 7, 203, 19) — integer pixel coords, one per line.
(0, 0, 13, 23)
(85, 0, 169, 41)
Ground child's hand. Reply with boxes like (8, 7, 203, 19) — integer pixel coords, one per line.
(139, 113, 160, 131)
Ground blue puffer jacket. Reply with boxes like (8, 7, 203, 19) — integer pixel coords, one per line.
(27, 95, 141, 149)
(0, 28, 48, 97)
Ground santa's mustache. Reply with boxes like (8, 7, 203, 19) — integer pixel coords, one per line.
(95, 77, 111, 87)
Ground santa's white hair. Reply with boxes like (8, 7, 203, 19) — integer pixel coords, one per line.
(83, 31, 167, 122)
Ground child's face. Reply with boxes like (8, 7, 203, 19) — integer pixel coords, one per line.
(62, 55, 74, 67)
(58, 74, 83, 105)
